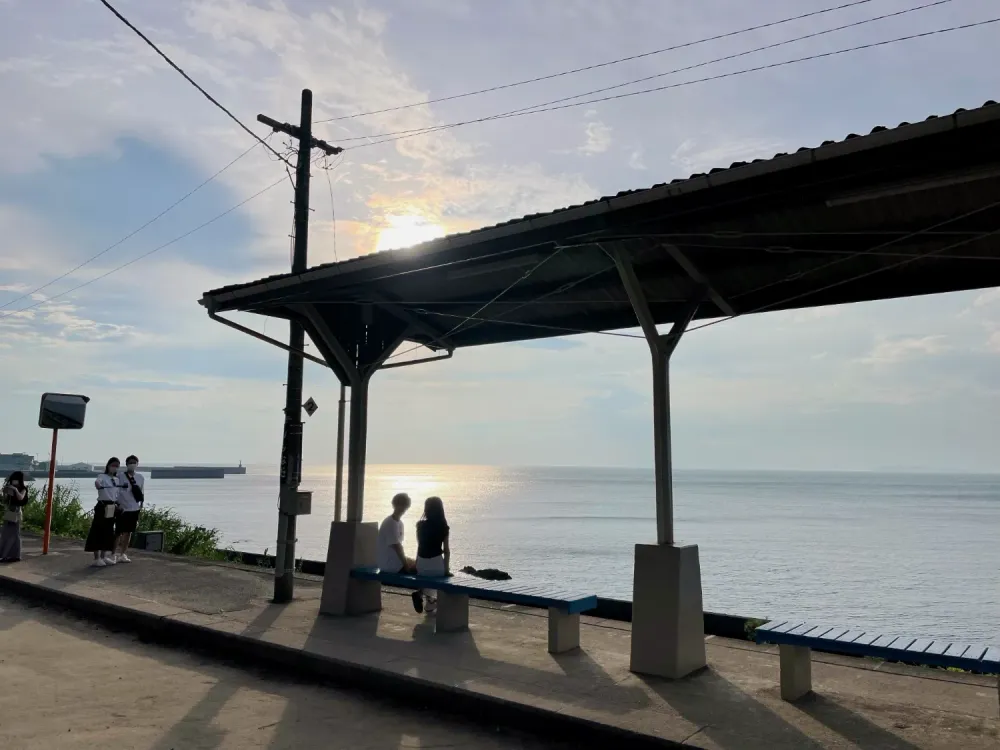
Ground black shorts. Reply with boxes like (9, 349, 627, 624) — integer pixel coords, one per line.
(116, 510, 140, 534)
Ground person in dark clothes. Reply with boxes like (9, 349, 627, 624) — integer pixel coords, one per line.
(86, 457, 124, 567)
(0, 471, 29, 562)
(413, 496, 451, 615)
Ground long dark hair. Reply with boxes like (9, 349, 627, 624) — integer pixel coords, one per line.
(103, 457, 121, 475)
(421, 496, 447, 526)
(5, 471, 25, 489)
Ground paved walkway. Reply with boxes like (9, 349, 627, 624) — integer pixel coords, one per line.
(0, 592, 565, 749)
(1, 536, 996, 749)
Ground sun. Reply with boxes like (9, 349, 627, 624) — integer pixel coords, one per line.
(374, 214, 446, 253)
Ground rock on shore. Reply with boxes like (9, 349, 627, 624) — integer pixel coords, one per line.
(461, 566, 511, 581)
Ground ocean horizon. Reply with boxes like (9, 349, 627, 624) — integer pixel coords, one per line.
(53, 464, 1000, 644)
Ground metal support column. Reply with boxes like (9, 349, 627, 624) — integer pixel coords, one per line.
(333, 383, 346, 523)
(610, 244, 699, 545)
(345, 378, 370, 523)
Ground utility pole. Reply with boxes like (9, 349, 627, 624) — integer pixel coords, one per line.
(258, 89, 341, 603)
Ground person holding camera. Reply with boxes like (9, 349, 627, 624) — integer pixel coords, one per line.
(0, 471, 29, 562)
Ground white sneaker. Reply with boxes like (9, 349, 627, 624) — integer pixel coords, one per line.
(104, 555, 117, 565)
(118, 554, 131, 563)
(92, 558, 107, 568)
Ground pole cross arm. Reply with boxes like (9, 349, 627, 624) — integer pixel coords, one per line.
(256, 114, 342, 156)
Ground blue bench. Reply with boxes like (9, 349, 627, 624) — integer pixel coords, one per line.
(351, 568, 597, 653)
(755, 619, 1000, 702)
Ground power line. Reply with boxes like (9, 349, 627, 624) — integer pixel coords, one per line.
(2, 150, 340, 320)
(1, 170, 291, 320)
(321, 154, 346, 262)
(346, 16, 997, 150)
(96, 0, 294, 169)
(0, 141, 262, 312)
(315, 0, 880, 124)
(335, 0, 951, 144)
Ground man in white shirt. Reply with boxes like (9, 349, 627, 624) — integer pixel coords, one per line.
(113, 454, 145, 563)
(376, 493, 414, 574)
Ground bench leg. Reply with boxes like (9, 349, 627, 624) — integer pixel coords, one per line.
(779, 645, 812, 701)
(548, 608, 580, 654)
(435, 592, 469, 633)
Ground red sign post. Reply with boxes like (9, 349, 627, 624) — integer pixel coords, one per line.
(42, 429, 58, 555)
(38, 392, 90, 555)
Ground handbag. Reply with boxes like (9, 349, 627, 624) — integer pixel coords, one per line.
(103, 502, 116, 519)
(2, 487, 21, 523)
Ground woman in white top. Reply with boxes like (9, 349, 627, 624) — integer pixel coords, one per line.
(112, 455, 144, 563)
(86, 457, 125, 567)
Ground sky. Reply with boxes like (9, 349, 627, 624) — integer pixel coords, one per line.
(1, 0, 999, 472)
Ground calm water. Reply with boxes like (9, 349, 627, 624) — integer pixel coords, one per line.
(103, 465, 999, 643)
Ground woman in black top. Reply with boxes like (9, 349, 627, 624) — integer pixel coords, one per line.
(0, 471, 29, 562)
(413, 497, 450, 614)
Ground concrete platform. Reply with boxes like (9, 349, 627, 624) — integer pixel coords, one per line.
(1, 536, 996, 749)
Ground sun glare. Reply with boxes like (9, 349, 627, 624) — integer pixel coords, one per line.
(374, 214, 445, 253)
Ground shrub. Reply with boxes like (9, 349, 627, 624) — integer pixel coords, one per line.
(21, 483, 223, 560)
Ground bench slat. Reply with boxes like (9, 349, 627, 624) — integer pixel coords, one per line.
(870, 635, 901, 649)
(756, 620, 788, 634)
(817, 628, 850, 642)
(905, 638, 934, 655)
(835, 630, 867, 644)
(924, 641, 951, 656)
(853, 632, 881, 646)
(786, 623, 816, 636)
(964, 646, 989, 661)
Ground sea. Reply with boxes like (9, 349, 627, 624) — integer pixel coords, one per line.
(98, 464, 1000, 644)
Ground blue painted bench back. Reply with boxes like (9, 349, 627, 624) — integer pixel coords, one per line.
(351, 568, 597, 615)
(756, 620, 1000, 674)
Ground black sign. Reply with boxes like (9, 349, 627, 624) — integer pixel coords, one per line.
(38, 393, 90, 430)
(303, 397, 318, 417)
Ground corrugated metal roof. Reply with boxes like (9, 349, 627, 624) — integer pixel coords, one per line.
(203, 100, 999, 303)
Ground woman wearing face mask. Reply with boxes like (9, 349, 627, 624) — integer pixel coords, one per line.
(113, 455, 144, 563)
(86, 457, 124, 567)
(0, 471, 29, 563)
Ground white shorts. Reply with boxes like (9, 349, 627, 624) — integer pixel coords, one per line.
(415, 555, 446, 576)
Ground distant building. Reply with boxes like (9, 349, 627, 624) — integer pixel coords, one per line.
(0, 453, 35, 473)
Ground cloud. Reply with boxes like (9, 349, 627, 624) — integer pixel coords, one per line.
(860, 335, 951, 366)
(670, 137, 784, 175)
(578, 120, 612, 155)
(628, 149, 646, 170)
(972, 288, 1000, 308)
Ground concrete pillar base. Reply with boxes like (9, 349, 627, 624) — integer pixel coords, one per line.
(779, 644, 813, 701)
(436, 592, 469, 633)
(629, 543, 707, 679)
(548, 608, 580, 654)
(319, 521, 381, 616)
